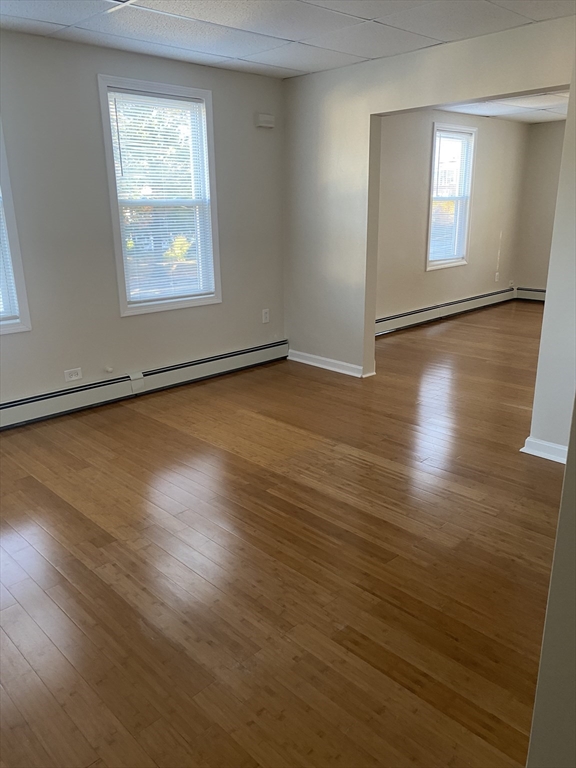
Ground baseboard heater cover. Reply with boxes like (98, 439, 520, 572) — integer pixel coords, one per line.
(375, 287, 526, 335)
(516, 287, 546, 301)
(0, 340, 289, 429)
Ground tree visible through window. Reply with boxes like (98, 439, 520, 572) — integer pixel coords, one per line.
(101, 79, 220, 315)
(427, 125, 476, 268)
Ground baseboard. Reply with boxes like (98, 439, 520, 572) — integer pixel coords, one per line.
(288, 350, 364, 378)
(375, 287, 515, 335)
(520, 436, 567, 464)
(0, 340, 289, 429)
(517, 287, 546, 301)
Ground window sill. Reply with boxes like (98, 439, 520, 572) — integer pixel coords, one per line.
(0, 319, 31, 335)
(120, 293, 222, 317)
(426, 259, 468, 272)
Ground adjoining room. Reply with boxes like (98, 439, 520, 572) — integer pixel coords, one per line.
(374, 91, 567, 335)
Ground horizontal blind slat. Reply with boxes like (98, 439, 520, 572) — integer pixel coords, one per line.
(107, 88, 215, 305)
(0, 187, 20, 321)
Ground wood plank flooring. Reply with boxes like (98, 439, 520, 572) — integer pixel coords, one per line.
(0, 301, 565, 768)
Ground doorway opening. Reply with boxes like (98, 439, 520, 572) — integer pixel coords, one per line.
(371, 89, 568, 338)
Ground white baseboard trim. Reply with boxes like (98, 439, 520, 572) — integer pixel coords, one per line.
(517, 288, 546, 301)
(520, 436, 567, 464)
(375, 287, 516, 335)
(288, 350, 364, 378)
(0, 340, 289, 429)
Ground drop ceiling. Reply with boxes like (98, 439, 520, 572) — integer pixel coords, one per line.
(443, 91, 570, 123)
(0, 0, 574, 78)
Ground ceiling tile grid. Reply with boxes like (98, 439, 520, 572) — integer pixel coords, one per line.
(133, 0, 362, 39)
(54, 25, 235, 65)
(75, 5, 289, 57)
(300, 20, 439, 58)
(0, 0, 113, 24)
(488, 0, 576, 21)
(371, 0, 533, 42)
(0, 13, 64, 34)
(0, 0, 574, 77)
(442, 91, 569, 123)
(242, 41, 365, 72)
(299, 1, 434, 20)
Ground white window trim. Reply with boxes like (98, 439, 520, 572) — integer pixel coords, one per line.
(425, 122, 477, 272)
(0, 123, 31, 334)
(97, 75, 222, 317)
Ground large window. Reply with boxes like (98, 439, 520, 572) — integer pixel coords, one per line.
(99, 76, 221, 316)
(427, 124, 476, 270)
(0, 124, 31, 334)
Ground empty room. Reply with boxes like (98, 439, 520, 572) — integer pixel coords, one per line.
(0, 2, 575, 767)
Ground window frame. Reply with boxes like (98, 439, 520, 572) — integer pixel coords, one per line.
(0, 123, 31, 335)
(425, 122, 477, 272)
(98, 75, 222, 317)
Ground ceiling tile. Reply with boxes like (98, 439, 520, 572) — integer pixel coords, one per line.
(442, 101, 528, 116)
(0, 0, 111, 25)
(300, 0, 432, 20)
(133, 0, 360, 40)
(78, 5, 287, 57)
(53, 26, 233, 64)
(243, 41, 366, 71)
(497, 92, 570, 109)
(216, 58, 304, 78)
(380, 0, 529, 42)
(547, 103, 569, 115)
(488, 0, 575, 21)
(303, 19, 438, 57)
(503, 109, 565, 122)
(0, 14, 64, 33)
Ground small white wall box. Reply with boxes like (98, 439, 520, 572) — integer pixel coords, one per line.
(256, 113, 275, 128)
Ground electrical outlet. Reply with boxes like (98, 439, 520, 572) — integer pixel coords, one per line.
(64, 368, 82, 382)
(495, 272, 500, 282)
(262, 309, 270, 324)
(509, 281, 514, 288)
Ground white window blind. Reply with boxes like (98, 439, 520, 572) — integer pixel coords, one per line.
(427, 125, 475, 267)
(0, 184, 20, 322)
(105, 87, 217, 311)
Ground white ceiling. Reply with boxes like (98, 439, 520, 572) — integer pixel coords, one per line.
(0, 0, 574, 78)
(443, 90, 570, 123)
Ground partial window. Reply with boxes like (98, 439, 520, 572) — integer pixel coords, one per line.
(427, 124, 476, 270)
(0, 125, 31, 334)
(99, 76, 221, 316)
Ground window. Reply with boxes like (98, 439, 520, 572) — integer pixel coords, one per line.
(99, 76, 221, 315)
(0, 124, 31, 334)
(427, 124, 476, 270)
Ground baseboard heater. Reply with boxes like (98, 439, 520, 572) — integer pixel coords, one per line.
(516, 287, 546, 301)
(0, 340, 289, 430)
(375, 287, 545, 336)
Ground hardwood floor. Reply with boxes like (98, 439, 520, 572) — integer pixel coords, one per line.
(0, 300, 565, 768)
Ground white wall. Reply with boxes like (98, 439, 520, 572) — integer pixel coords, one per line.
(527, 401, 576, 768)
(525, 85, 576, 456)
(284, 17, 575, 374)
(516, 120, 566, 290)
(0, 31, 285, 403)
(376, 109, 527, 320)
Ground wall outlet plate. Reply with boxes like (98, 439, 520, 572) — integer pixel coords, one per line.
(262, 309, 270, 324)
(255, 113, 275, 129)
(64, 368, 82, 382)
